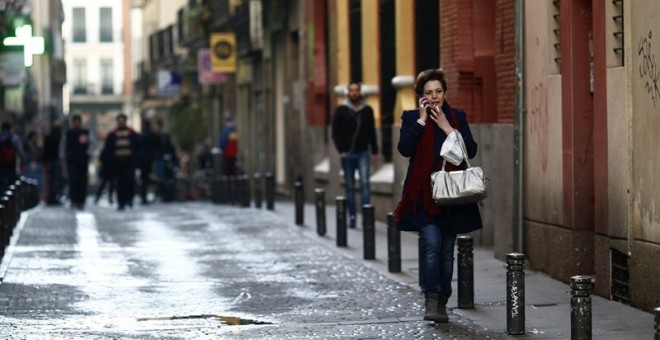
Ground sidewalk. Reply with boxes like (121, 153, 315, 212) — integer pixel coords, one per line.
(271, 200, 654, 339)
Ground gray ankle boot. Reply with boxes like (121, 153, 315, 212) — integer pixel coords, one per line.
(424, 293, 440, 321)
(436, 296, 449, 323)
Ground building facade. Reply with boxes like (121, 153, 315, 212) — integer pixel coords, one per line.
(62, 0, 130, 140)
(0, 0, 66, 136)
(524, 0, 660, 311)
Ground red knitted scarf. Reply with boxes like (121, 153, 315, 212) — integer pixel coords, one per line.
(393, 107, 460, 222)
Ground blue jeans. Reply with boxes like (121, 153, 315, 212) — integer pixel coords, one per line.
(420, 224, 457, 297)
(340, 151, 371, 217)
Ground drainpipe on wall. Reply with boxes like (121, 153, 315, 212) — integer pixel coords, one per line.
(513, 0, 525, 253)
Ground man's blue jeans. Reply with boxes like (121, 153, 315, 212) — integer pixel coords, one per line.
(420, 224, 457, 297)
(340, 151, 371, 219)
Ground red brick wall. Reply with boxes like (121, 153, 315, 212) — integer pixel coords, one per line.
(440, 0, 515, 124)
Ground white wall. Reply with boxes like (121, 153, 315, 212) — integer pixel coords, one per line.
(62, 0, 125, 96)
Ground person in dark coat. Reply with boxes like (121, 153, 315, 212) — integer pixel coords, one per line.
(331, 81, 379, 229)
(392, 68, 482, 323)
(138, 119, 157, 204)
(101, 113, 140, 211)
(62, 115, 92, 209)
(0, 122, 25, 191)
(152, 119, 179, 202)
(44, 123, 63, 205)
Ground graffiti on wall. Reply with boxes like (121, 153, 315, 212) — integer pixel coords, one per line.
(638, 30, 660, 107)
(530, 82, 549, 171)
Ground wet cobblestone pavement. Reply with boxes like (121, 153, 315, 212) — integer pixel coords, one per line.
(0, 202, 506, 339)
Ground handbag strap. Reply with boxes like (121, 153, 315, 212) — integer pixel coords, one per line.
(440, 130, 472, 171)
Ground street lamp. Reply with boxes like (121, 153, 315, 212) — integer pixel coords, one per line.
(2, 25, 45, 67)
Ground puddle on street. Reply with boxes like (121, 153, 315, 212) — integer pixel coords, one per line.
(137, 314, 272, 326)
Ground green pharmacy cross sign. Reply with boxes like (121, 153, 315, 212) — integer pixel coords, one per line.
(3, 25, 45, 67)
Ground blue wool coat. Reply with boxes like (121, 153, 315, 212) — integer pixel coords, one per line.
(396, 106, 483, 234)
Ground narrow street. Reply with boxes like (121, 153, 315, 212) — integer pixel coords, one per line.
(0, 202, 501, 339)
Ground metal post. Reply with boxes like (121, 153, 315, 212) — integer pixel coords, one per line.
(419, 236, 423, 284)
(314, 188, 326, 236)
(1, 197, 10, 239)
(0, 204, 5, 251)
(240, 174, 251, 208)
(211, 177, 220, 204)
(336, 196, 347, 247)
(386, 212, 401, 273)
(654, 307, 660, 340)
(254, 173, 263, 208)
(5, 190, 15, 229)
(219, 175, 228, 204)
(457, 236, 474, 309)
(294, 180, 303, 226)
(228, 175, 237, 205)
(571, 276, 593, 340)
(362, 204, 375, 260)
(265, 172, 275, 210)
(507, 253, 525, 335)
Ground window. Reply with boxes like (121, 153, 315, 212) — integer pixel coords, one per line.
(73, 59, 87, 94)
(72, 8, 86, 42)
(99, 7, 113, 42)
(101, 59, 114, 95)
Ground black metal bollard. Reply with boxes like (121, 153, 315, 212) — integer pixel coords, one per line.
(294, 180, 303, 226)
(219, 175, 228, 204)
(506, 253, 525, 335)
(254, 173, 263, 208)
(654, 307, 660, 340)
(240, 174, 251, 208)
(0, 204, 6, 250)
(314, 188, 326, 236)
(386, 212, 401, 273)
(228, 176, 237, 205)
(265, 172, 275, 210)
(5, 190, 16, 229)
(571, 276, 593, 340)
(211, 176, 220, 204)
(457, 236, 474, 309)
(362, 204, 375, 260)
(336, 196, 347, 247)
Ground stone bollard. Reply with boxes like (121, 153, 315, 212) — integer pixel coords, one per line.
(457, 236, 474, 309)
(254, 173, 263, 208)
(314, 188, 326, 236)
(654, 307, 660, 340)
(265, 172, 275, 210)
(336, 197, 347, 247)
(294, 180, 304, 226)
(386, 213, 401, 273)
(362, 204, 375, 260)
(571, 276, 593, 340)
(507, 253, 525, 335)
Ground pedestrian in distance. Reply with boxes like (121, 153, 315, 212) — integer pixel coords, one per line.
(138, 119, 158, 204)
(22, 131, 44, 197)
(152, 119, 179, 202)
(218, 114, 238, 176)
(61, 115, 92, 210)
(44, 122, 64, 205)
(0, 122, 25, 191)
(101, 113, 140, 211)
(331, 81, 379, 229)
(392, 68, 482, 323)
(94, 155, 114, 205)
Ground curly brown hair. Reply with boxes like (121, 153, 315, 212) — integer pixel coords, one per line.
(413, 68, 448, 95)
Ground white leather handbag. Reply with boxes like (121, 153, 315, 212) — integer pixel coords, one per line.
(431, 131, 488, 206)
